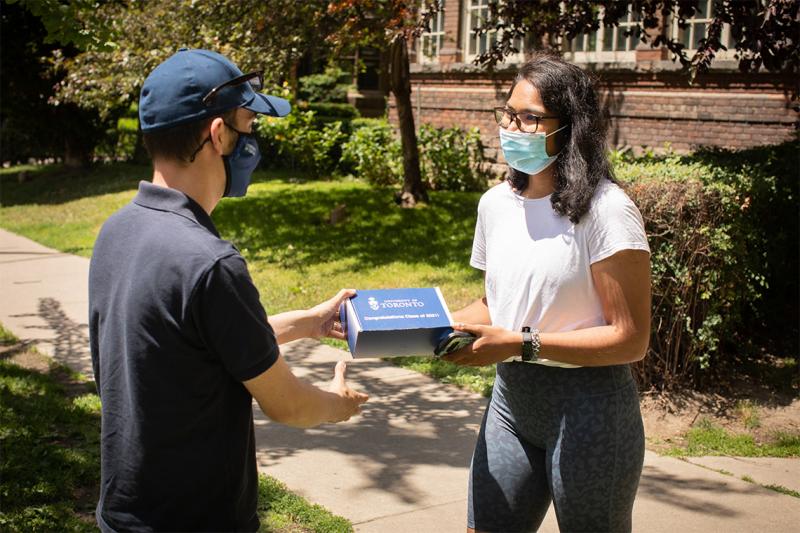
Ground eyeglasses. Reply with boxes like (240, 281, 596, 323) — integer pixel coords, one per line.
(202, 71, 264, 107)
(493, 107, 559, 133)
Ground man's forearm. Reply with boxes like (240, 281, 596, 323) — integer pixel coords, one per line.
(274, 380, 343, 428)
(268, 310, 313, 344)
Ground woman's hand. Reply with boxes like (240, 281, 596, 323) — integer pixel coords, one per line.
(442, 323, 521, 367)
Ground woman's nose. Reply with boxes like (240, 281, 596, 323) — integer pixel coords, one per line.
(506, 120, 521, 132)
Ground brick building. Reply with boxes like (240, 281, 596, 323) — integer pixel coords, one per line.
(371, 0, 797, 160)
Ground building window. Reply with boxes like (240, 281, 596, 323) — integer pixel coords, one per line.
(670, 0, 731, 52)
(567, 4, 640, 62)
(419, 8, 445, 63)
(566, 1, 733, 63)
(463, 0, 523, 63)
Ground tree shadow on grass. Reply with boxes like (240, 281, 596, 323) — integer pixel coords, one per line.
(213, 186, 482, 271)
(0, 358, 99, 530)
(0, 162, 149, 207)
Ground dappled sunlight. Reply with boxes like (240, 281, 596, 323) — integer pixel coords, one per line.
(253, 339, 486, 514)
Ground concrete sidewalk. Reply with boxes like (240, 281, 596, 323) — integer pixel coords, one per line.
(2, 227, 799, 532)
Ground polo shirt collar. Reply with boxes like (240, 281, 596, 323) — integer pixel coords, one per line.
(133, 181, 220, 237)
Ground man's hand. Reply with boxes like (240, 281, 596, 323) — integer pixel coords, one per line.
(442, 323, 521, 367)
(308, 289, 356, 340)
(327, 361, 369, 422)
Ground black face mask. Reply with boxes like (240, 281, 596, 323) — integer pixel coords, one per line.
(186, 121, 261, 197)
(220, 122, 261, 197)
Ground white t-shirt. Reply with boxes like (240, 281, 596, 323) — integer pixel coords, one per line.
(470, 179, 650, 368)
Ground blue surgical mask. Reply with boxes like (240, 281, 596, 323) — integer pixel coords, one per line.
(499, 125, 568, 176)
(222, 123, 261, 197)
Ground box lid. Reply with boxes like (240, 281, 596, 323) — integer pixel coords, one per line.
(349, 288, 452, 332)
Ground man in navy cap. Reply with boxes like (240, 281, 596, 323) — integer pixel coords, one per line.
(88, 49, 368, 532)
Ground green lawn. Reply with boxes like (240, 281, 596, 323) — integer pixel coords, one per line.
(0, 163, 494, 394)
(0, 337, 352, 532)
(0, 163, 484, 311)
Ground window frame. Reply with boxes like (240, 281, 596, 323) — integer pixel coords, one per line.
(418, 7, 446, 64)
(565, 4, 639, 63)
(667, 0, 732, 57)
(462, 0, 524, 64)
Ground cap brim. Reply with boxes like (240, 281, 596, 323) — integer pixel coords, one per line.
(244, 92, 291, 117)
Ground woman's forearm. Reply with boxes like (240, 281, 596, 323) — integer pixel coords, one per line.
(451, 296, 491, 325)
(538, 324, 649, 366)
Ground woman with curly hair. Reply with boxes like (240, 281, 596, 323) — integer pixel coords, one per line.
(445, 52, 651, 532)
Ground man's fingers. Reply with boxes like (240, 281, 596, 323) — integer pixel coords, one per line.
(332, 288, 356, 305)
(334, 360, 347, 380)
(353, 390, 369, 404)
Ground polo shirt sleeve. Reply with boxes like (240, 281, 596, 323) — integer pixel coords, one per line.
(193, 254, 279, 381)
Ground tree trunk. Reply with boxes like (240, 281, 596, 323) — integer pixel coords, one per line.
(389, 35, 427, 207)
(63, 136, 90, 168)
(132, 124, 149, 164)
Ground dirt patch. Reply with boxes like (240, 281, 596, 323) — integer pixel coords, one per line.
(641, 389, 800, 453)
(1, 342, 52, 372)
(1, 343, 95, 397)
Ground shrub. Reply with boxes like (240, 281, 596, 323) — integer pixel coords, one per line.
(256, 110, 345, 178)
(616, 141, 798, 391)
(340, 118, 403, 186)
(297, 65, 352, 103)
(302, 102, 360, 121)
(418, 125, 489, 192)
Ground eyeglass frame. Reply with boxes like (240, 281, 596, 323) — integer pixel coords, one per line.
(493, 106, 560, 134)
(202, 71, 264, 107)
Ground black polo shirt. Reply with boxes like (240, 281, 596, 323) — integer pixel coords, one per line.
(89, 181, 279, 532)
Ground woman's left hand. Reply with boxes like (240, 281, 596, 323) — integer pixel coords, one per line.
(441, 323, 521, 367)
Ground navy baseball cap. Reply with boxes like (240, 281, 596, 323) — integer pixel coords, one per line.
(139, 48, 291, 132)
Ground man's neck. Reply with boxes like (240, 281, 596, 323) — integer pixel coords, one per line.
(151, 158, 223, 214)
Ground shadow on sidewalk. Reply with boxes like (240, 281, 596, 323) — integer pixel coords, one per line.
(9, 297, 92, 378)
(254, 340, 487, 505)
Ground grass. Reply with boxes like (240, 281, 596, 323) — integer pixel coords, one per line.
(738, 475, 800, 499)
(0, 163, 494, 395)
(0, 353, 102, 530)
(0, 323, 19, 345)
(736, 399, 761, 430)
(762, 484, 800, 498)
(0, 333, 352, 532)
(666, 417, 800, 458)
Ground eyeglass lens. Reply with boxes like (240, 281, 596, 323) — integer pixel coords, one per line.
(494, 108, 541, 133)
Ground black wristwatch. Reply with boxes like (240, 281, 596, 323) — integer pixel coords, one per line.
(521, 327, 536, 362)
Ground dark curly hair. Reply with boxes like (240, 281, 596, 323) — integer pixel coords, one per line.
(507, 52, 615, 224)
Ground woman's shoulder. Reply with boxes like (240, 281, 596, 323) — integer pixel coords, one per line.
(588, 179, 637, 214)
(478, 180, 513, 206)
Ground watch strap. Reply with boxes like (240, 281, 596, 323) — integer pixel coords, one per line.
(520, 326, 540, 363)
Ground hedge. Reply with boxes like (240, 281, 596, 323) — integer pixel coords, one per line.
(616, 141, 798, 390)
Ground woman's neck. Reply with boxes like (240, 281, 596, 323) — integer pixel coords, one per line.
(520, 166, 556, 199)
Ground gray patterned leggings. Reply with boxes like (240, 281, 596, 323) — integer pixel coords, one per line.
(468, 362, 644, 532)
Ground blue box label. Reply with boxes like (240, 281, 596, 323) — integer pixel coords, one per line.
(341, 288, 454, 358)
(350, 288, 450, 331)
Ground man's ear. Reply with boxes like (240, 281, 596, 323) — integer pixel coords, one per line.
(208, 117, 227, 155)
